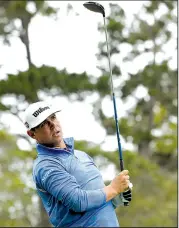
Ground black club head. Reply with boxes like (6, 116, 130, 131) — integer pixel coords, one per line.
(83, 2, 105, 17)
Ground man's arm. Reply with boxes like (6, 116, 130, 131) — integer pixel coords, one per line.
(35, 159, 106, 212)
(35, 159, 129, 212)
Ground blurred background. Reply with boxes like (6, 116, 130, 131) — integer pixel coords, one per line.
(0, 1, 177, 227)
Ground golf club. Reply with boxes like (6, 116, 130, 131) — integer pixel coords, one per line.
(83, 1, 132, 206)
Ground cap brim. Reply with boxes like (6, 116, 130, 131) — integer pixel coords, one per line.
(30, 107, 61, 129)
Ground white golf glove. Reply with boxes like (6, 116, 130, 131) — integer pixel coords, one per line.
(112, 182, 133, 208)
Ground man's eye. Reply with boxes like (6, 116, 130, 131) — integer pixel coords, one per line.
(40, 122, 46, 128)
(51, 115, 56, 120)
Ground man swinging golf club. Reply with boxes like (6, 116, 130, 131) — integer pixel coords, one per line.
(24, 2, 133, 226)
(24, 101, 132, 227)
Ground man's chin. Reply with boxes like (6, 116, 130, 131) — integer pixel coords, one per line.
(54, 135, 63, 143)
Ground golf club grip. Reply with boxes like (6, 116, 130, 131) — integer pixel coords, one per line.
(120, 160, 130, 206)
(120, 159, 124, 171)
(120, 159, 131, 206)
(124, 187, 132, 206)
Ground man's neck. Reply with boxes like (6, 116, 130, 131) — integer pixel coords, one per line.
(56, 140, 66, 149)
(40, 140, 67, 149)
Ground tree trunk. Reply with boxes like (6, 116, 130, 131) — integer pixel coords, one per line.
(37, 196, 51, 227)
(20, 17, 32, 67)
(25, 27, 32, 67)
(138, 141, 150, 158)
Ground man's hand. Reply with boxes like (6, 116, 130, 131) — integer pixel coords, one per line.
(103, 170, 130, 202)
(110, 170, 130, 194)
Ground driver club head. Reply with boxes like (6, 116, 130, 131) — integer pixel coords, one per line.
(83, 2, 105, 17)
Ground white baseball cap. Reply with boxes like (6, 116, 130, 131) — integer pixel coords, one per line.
(23, 101, 61, 130)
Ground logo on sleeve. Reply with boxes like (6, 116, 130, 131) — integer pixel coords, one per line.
(42, 169, 54, 183)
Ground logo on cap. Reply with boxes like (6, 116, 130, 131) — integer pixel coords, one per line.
(33, 106, 50, 117)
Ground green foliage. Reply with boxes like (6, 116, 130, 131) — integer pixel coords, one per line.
(0, 1, 177, 227)
(0, 130, 177, 227)
(121, 61, 177, 113)
(96, 75, 110, 96)
(0, 130, 38, 226)
(0, 0, 57, 45)
(0, 65, 96, 105)
(97, 4, 126, 62)
(97, 1, 177, 169)
(75, 140, 177, 227)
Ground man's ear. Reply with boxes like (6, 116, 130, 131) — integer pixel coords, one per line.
(27, 130, 36, 139)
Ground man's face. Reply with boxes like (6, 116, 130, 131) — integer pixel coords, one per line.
(28, 113, 63, 147)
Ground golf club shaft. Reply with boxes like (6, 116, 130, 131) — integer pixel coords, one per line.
(103, 16, 130, 207)
(83, 2, 130, 206)
(103, 17, 124, 172)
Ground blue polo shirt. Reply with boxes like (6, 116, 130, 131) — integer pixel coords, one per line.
(32, 137, 119, 227)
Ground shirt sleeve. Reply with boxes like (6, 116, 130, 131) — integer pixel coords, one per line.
(35, 159, 106, 212)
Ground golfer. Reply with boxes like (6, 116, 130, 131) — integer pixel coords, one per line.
(24, 101, 132, 227)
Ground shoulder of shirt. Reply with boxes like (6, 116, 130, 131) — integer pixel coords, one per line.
(74, 149, 93, 160)
(33, 156, 64, 172)
(74, 149, 86, 155)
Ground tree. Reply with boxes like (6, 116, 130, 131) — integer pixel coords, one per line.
(96, 1, 177, 170)
(0, 1, 58, 226)
(0, 130, 39, 226)
(0, 130, 177, 227)
(0, 1, 96, 226)
(0, 1, 177, 226)
(0, 0, 57, 66)
(76, 140, 177, 227)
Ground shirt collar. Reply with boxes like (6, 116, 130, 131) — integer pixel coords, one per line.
(36, 137, 74, 156)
